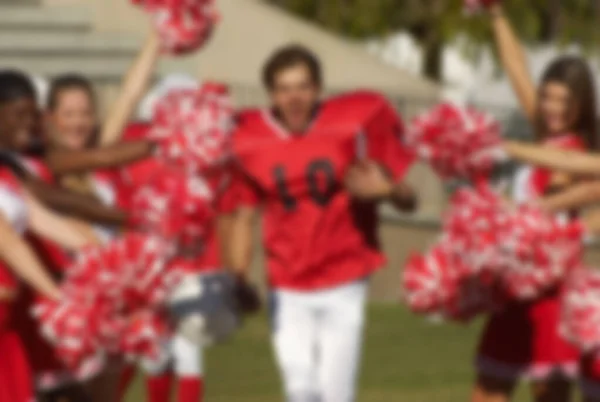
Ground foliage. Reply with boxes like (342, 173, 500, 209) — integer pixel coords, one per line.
(264, 0, 600, 80)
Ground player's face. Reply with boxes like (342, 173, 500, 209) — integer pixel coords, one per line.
(0, 96, 38, 150)
(270, 64, 320, 133)
(539, 81, 576, 136)
(46, 88, 97, 150)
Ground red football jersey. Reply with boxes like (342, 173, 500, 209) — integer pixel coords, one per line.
(230, 91, 415, 290)
(119, 122, 224, 272)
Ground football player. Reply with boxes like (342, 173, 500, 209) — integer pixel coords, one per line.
(226, 44, 418, 402)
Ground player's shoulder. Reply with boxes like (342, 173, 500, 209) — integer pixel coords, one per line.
(319, 90, 397, 127)
(233, 108, 268, 138)
(324, 90, 391, 112)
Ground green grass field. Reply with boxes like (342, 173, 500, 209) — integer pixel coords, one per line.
(124, 305, 536, 401)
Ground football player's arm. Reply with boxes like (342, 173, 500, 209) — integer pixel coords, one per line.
(99, 31, 161, 146)
(228, 205, 257, 279)
(387, 178, 417, 212)
(23, 176, 128, 226)
(45, 140, 155, 175)
(351, 101, 418, 212)
(345, 160, 416, 211)
(222, 171, 261, 279)
(0, 215, 61, 300)
(503, 140, 600, 176)
(24, 190, 100, 250)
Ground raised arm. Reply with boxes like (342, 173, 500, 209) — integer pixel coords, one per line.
(504, 140, 600, 176)
(25, 191, 100, 250)
(489, 4, 537, 121)
(0, 215, 61, 300)
(45, 140, 155, 175)
(99, 31, 161, 146)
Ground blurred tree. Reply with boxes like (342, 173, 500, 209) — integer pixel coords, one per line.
(264, 0, 600, 82)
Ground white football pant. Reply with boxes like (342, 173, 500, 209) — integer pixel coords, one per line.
(270, 279, 368, 402)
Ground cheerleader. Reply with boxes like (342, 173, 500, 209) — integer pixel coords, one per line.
(27, 32, 161, 402)
(472, 4, 598, 402)
(0, 159, 98, 402)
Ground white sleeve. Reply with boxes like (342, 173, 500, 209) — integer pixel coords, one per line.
(0, 186, 28, 233)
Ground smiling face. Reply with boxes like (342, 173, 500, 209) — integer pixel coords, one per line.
(0, 96, 38, 150)
(535, 57, 597, 149)
(538, 80, 576, 136)
(45, 86, 97, 151)
(269, 63, 321, 133)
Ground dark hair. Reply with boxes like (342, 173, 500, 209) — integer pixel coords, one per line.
(0, 70, 36, 105)
(536, 56, 598, 150)
(0, 150, 28, 179)
(262, 44, 322, 90)
(47, 73, 96, 111)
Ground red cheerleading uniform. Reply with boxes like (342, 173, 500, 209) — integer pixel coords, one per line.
(0, 169, 34, 402)
(476, 134, 584, 381)
(228, 91, 415, 291)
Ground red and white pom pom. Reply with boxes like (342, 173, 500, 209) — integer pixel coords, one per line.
(403, 250, 449, 315)
(403, 238, 503, 321)
(442, 185, 512, 277)
(150, 82, 233, 174)
(440, 185, 584, 300)
(128, 166, 216, 245)
(464, 0, 500, 13)
(33, 233, 178, 371)
(120, 310, 171, 362)
(133, 0, 219, 55)
(561, 268, 600, 352)
(497, 206, 584, 299)
(406, 103, 503, 181)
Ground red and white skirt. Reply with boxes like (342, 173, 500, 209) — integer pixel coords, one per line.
(475, 289, 579, 381)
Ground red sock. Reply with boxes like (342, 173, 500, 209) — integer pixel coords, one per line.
(117, 364, 136, 402)
(146, 372, 174, 402)
(176, 377, 204, 402)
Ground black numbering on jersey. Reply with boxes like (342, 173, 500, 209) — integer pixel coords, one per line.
(273, 158, 336, 211)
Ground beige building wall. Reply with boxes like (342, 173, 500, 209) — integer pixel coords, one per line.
(41, 0, 438, 101)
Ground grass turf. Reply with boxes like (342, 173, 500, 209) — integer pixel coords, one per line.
(125, 305, 538, 401)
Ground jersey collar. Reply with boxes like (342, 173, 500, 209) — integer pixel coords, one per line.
(262, 104, 322, 139)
